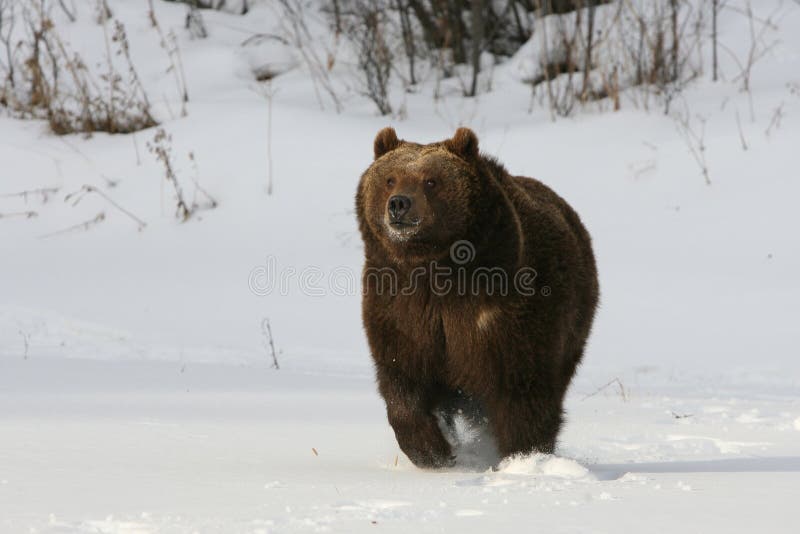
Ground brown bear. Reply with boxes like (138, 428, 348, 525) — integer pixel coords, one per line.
(356, 127, 598, 468)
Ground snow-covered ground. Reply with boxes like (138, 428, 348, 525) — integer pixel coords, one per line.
(1, 1, 799, 532)
(2, 357, 799, 532)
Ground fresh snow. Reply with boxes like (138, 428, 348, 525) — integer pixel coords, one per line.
(1, 0, 800, 532)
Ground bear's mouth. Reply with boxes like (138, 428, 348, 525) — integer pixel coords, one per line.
(390, 220, 418, 228)
(385, 217, 423, 241)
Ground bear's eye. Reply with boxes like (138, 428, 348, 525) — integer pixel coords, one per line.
(386, 177, 395, 187)
(425, 179, 436, 189)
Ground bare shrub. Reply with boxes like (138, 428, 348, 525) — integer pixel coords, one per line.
(147, 0, 190, 117)
(164, 0, 250, 15)
(717, 0, 784, 121)
(393, 0, 418, 85)
(0, 0, 17, 103)
(0, 0, 157, 135)
(339, 1, 394, 115)
(275, 0, 342, 112)
(309, 0, 725, 115)
(522, 1, 706, 117)
(621, 0, 706, 114)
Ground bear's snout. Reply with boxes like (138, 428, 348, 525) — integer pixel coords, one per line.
(388, 195, 413, 223)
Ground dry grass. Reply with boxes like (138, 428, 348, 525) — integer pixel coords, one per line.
(0, 0, 157, 135)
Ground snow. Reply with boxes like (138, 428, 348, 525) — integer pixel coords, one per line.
(1, 0, 800, 532)
(497, 454, 593, 479)
(2, 356, 799, 532)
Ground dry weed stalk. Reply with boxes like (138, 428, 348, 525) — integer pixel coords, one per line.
(147, 128, 192, 221)
(147, 128, 217, 222)
(674, 110, 711, 185)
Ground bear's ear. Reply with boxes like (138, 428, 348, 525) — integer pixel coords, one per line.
(374, 127, 400, 160)
(445, 127, 479, 160)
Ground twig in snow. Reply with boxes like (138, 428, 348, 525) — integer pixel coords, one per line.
(629, 159, 657, 180)
(38, 212, 106, 239)
(252, 81, 277, 194)
(0, 187, 60, 203)
(19, 329, 30, 359)
(0, 210, 38, 219)
(187, 151, 218, 210)
(241, 33, 289, 47)
(57, 0, 76, 22)
(581, 377, 627, 402)
(132, 131, 142, 166)
(533, 0, 556, 122)
(711, 0, 719, 82)
(735, 109, 748, 151)
(100, 175, 120, 188)
(765, 102, 785, 137)
(185, 5, 208, 39)
(674, 112, 711, 185)
(261, 318, 280, 370)
(719, 0, 785, 121)
(65, 185, 146, 231)
(262, 80, 275, 195)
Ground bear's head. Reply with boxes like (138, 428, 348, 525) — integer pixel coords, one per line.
(357, 127, 487, 264)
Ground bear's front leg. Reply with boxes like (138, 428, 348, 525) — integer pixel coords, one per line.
(487, 391, 563, 458)
(377, 365, 454, 468)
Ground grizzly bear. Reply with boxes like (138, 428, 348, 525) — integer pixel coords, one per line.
(356, 127, 598, 468)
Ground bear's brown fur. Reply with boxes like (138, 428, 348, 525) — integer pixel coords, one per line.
(356, 127, 599, 468)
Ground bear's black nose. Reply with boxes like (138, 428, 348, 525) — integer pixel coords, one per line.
(388, 195, 412, 221)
